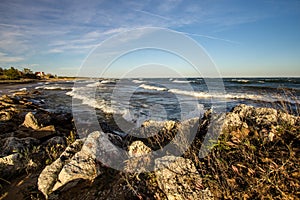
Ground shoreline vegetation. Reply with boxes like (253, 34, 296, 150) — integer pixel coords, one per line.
(0, 66, 77, 85)
(0, 82, 299, 199)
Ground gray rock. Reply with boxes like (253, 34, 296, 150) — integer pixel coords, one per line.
(38, 139, 84, 198)
(39, 131, 119, 198)
(155, 156, 213, 200)
(125, 140, 152, 173)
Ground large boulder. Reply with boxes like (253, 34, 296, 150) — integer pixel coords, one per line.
(38, 139, 84, 198)
(155, 156, 213, 200)
(38, 131, 122, 198)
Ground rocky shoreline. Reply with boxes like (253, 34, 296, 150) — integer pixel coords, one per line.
(0, 90, 299, 199)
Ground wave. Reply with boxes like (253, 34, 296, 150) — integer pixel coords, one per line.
(168, 88, 282, 103)
(132, 79, 145, 84)
(172, 80, 191, 83)
(100, 80, 116, 84)
(230, 79, 250, 83)
(35, 86, 71, 90)
(86, 82, 102, 87)
(66, 89, 118, 114)
(139, 84, 168, 91)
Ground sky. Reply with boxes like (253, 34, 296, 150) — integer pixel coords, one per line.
(0, 0, 299, 77)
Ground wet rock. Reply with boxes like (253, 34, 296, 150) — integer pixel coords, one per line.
(0, 137, 39, 157)
(155, 156, 213, 200)
(22, 112, 41, 130)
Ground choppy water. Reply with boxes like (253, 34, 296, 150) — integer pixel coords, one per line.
(1, 78, 299, 127)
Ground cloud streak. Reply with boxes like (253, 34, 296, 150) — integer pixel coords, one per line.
(0, 52, 24, 63)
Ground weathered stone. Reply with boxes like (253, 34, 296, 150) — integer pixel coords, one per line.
(38, 131, 121, 198)
(22, 112, 41, 130)
(155, 156, 213, 200)
(52, 150, 101, 191)
(128, 140, 152, 157)
(38, 139, 84, 198)
(222, 113, 243, 132)
(125, 140, 152, 173)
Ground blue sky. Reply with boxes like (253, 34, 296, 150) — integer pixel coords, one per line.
(0, 0, 299, 77)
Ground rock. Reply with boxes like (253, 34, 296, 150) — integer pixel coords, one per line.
(0, 137, 39, 157)
(277, 111, 298, 126)
(0, 153, 25, 174)
(52, 149, 101, 191)
(81, 131, 125, 168)
(142, 120, 176, 133)
(125, 140, 152, 173)
(128, 140, 152, 157)
(22, 112, 41, 130)
(107, 132, 124, 147)
(13, 91, 29, 96)
(14, 125, 56, 140)
(35, 111, 52, 126)
(155, 156, 213, 200)
(222, 113, 243, 132)
(44, 136, 66, 146)
(38, 131, 123, 198)
(0, 111, 13, 121)
(0, 95, 18, 104)
(38, 139, 84, 198)
(0, 152, 38, 178)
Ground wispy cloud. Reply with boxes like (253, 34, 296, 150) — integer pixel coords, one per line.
(178, 31, 241, 45)
(133, 9, 171, 21)
(0, 52, 24, 63)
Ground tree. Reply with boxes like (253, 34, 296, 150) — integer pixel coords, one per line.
(23, 68, 33, 74)
(5, 67, 21, 80)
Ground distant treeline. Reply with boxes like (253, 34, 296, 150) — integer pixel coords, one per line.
(0, 67, 55, 80)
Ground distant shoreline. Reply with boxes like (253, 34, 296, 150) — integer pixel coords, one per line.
(0, 77, 76, 85)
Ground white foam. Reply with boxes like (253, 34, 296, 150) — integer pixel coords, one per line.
(100, 80, 115, 84)
(232, 79, 249, 83)
(132, 79, 145, 84)
(35, 86, 70, 90)
(19, 88, 27, 91)
(139, 84, 168, 91)
(86, 82, 102, 87)
(66, 88, 120, 114)
(169, 88, 273, 102)
(172, 80, 191, 83)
